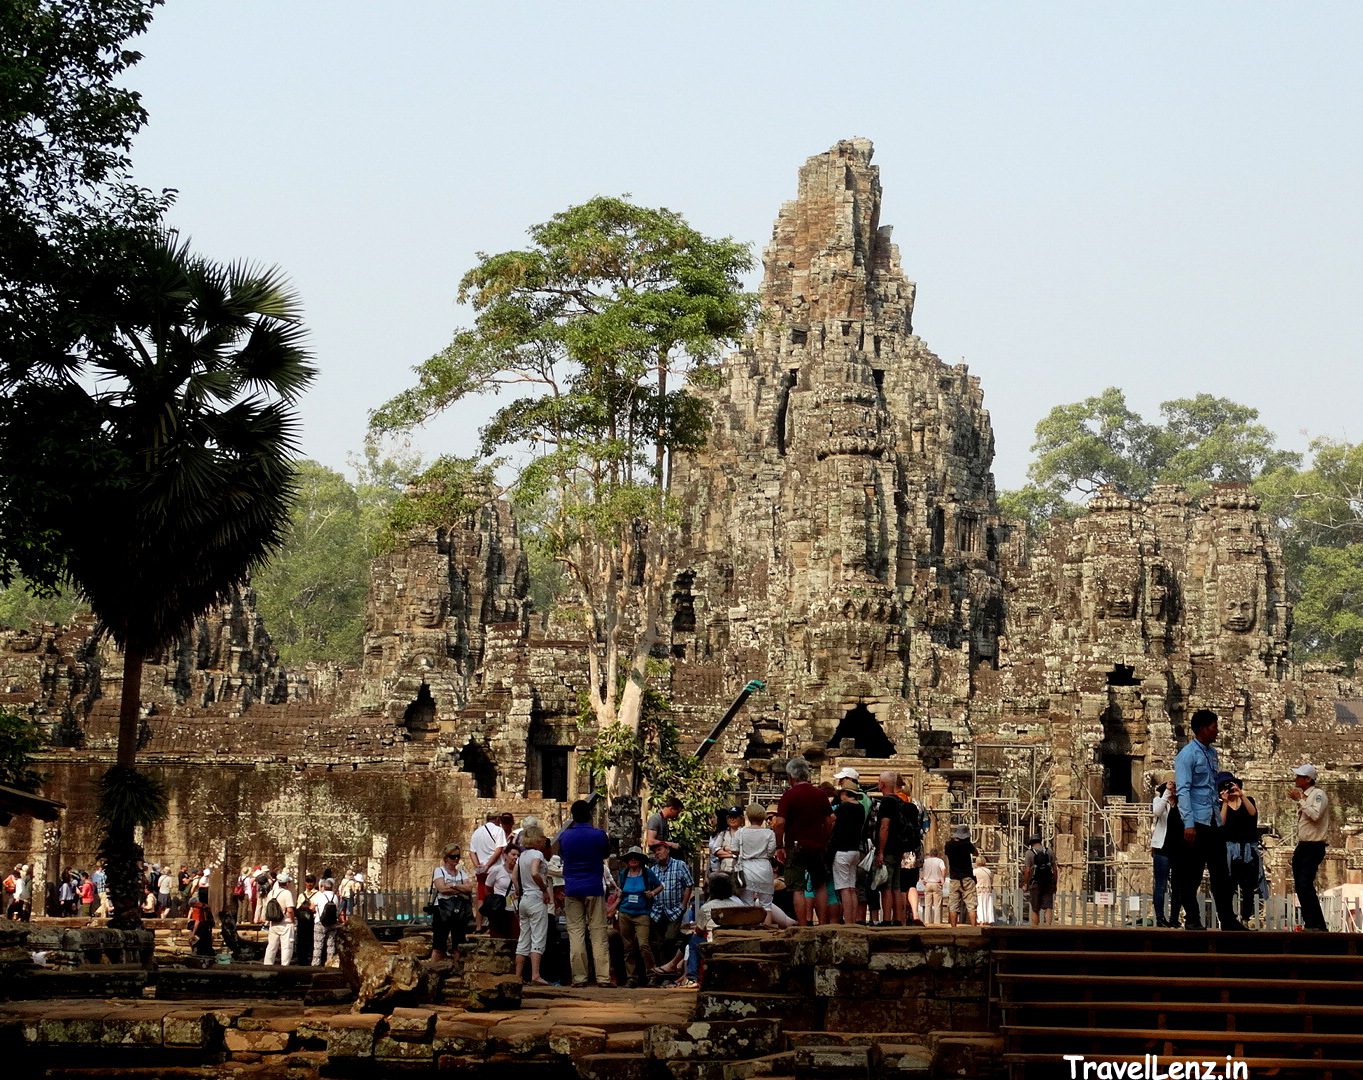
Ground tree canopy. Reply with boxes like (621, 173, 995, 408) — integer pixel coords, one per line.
(372, 197, 754, 792)
(1003, 388, 1300, 530)
(0, 0, 171, 591)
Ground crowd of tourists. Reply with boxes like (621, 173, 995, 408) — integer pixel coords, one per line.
(1152, 707, 1331, 932)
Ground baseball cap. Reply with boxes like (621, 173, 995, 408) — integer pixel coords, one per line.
(1293, 764, 1318, 781)
(833, 766, 861, 783)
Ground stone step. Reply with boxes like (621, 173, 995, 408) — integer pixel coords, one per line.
(647, 1018, 782, 1060)
(696, 991, 825, 1029)
(0, 967, 150, 1000)
(578, 1052, 655, 1080)
(664, 1052, 797, 1080)
(794, 1042, 884, 1078)
(155, 965, 315, 1000)
(701, 955, 790, 993)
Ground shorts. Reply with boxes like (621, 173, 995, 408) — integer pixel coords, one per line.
(948, 876, 977, 917)
(1027, 886, 1055, 911)
(787, 844, 827, 893)
(903, 868, 920, 889)
(879, 863, 902, 892)
(832, 850, 860, 892)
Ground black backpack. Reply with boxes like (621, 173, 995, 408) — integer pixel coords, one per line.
(898, 800, 922, 854)
(1031, 848, 1055, 892)
(264, 895, 284, 923)
(319, 896, 339, 927)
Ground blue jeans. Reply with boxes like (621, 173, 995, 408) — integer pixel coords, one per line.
(1152, 851, 1171, 924)
(684, 931, 704, 979)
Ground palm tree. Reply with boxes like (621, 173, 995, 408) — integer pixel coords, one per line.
(52, 234, 314, 926)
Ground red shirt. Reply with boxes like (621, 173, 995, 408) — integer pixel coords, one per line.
(777, 782, 832, 849)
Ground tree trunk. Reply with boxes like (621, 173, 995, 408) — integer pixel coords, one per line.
(116, 646, 143, 768)
(105, 645, 146, 929)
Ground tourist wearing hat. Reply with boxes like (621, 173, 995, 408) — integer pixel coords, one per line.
(647, 838, 694, 982)
(1174, 709, 1244, 931)
(615, 847, 662, 987)
(1217, 772, 1262, 925)
(262, 871, 296, 965)
(1023, 834, 1055, 926)
(943, 824, 978, 927)
(1289, 764, 1330, 931)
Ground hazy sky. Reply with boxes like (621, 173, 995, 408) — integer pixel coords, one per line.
(126, 2, 1362, 491)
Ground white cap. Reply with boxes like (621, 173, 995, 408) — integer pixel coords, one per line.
(833, 766, 861, 783)
(354, 873, 364, 882)
(1293, 764, 1319, 781)
(276, 872, 291, 883)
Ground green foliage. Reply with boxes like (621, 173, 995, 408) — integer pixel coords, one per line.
(41, 233, 316, 658)
(1013, 389, 1300, 525)
(1254, 438, 1363, 670)
(378, 454, 499, 551)
(0, 710, 47, 792)
(0, 0, 171, 591)
(96, 765, 168, 833)
(252, 461, 370, 665)
(0, 575, 84, 628)
(579, 667, 737, 853)
(371, 197, 754, 748)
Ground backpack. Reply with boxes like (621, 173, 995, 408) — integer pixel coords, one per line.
(232, 880, 245, 898)
(1031, 848, 1055, 892)
(898, 800, 922, 854)
(255, 870, 272, 889)
(3, 875, 14, 895)
(319, 895, 339, 927)
(264, 895, 284, 923)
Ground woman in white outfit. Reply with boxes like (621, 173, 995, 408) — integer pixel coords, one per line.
(973, 857, 995, 925)
(514, 839, 552, 985)
(734, 804, 795, 928)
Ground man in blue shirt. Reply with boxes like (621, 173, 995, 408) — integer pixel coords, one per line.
(1174, 709, 1244, 931)
(556, 799, 612, 987)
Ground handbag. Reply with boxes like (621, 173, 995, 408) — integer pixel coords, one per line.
(869, 864, 889, 891)
(858, 847, 876, 873)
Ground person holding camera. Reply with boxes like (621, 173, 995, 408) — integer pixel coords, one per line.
(429, 844, 473, 962)
(1218, 773, 1261, 925)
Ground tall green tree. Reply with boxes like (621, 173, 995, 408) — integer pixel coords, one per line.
(0, 0, 170, 590)
(31, 234, 315, 925)
(253, 461, 380, 666)
(1003, 389, 1299, 532)
(1256, 438, 1363, 669)
(372, 197, 753, 794)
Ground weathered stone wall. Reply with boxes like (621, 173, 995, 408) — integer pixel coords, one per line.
(2, 138, 1359, 904)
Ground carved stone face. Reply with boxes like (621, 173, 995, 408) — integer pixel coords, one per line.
(1092, 557, 1139, 620)
(1217, 562, 1259, 633)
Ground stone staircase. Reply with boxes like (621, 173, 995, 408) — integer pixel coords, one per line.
(649, 926, 1003, 1080)
(994, 926, 1363, 1079)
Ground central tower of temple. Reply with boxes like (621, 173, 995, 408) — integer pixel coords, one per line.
(669, 138, 1006, 777)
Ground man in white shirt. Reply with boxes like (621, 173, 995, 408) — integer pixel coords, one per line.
(919, 851, 946, 924)
(469, 815, 507, 930)
(1289, 764, 1330, 931)
(262, 871, 296, 965)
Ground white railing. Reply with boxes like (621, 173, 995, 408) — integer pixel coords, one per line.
(937, 885, 1363, 931)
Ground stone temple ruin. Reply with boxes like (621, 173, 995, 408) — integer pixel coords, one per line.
(3, 139, 1361, 903)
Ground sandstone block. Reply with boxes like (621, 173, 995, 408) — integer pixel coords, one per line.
(225, 1026, 289, 1053)
(548, 1023, 608, 1057)
(385, 1006, 435, 1041)
(374, 1033, 434, 1060)
(36, 1008, 104, 1046)
(646, 1019, 780, 1061)
(433, 1018, 492, 1054)
(578, 1052, 654, 1080)
(326, 1012, 382, 1058)
(489, 1018, 551, 1056)
(795, 1042, 883, 1077)
(163, 1010, 213, 1048)
(456, 972, 522, 1011)
(100, 1014, 163, 1047)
